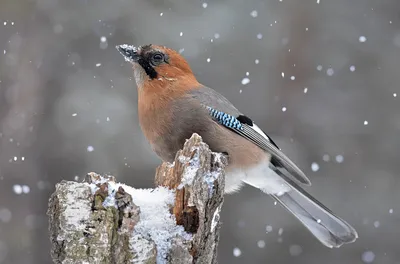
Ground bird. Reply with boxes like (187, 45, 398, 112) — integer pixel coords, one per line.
(116, 43, 358, 248)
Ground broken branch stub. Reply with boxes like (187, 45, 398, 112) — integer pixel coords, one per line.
(155, 133, 227, 263)
(47, 133, 226, 264)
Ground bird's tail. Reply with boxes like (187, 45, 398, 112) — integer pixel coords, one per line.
(271, 171, 358, 248)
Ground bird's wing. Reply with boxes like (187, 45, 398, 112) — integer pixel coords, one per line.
(187, 86, 311, 186)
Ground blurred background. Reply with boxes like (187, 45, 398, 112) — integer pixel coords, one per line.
(1, 0, 400, 263)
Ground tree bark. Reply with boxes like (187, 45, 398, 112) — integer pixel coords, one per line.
(47, 133, 227, 264)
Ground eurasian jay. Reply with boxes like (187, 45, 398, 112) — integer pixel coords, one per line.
(116, 44, 358, 248)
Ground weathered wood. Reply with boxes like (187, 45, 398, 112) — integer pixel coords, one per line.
(47, 134, 227, 264)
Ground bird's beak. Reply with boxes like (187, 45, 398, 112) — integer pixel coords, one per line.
(116, 44, 140, 63)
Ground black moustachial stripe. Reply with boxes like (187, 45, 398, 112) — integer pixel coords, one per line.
(137, 58, 158, 79)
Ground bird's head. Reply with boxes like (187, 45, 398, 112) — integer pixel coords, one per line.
(116, 44, 198, 89)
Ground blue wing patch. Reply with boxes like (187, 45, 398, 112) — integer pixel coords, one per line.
(206, 106, 244, 130)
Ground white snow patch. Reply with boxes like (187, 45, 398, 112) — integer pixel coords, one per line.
(211, 206, 221, 232)
(90, 179, 191, 264)
(177, 147, 201, 189)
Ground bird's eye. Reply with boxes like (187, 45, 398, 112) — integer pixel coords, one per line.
(150, 52, 164, 65)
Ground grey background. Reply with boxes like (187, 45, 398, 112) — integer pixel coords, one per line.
(0, 0, 399, 263)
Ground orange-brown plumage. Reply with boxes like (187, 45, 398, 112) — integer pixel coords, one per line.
(116, 43, 358, 248)
(134, 45, 200, 153)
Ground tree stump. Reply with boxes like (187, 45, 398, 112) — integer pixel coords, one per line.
(47, 134, 227, 264)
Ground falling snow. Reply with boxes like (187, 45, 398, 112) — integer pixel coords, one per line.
(359, 36, 367, 42)
(202, 2, 208, 8)
(233, 247, 242, 257)
(266, 225, 273, 233)
(311, 162, 320, 172)
(87, 146, 94, 152)
(13, 185, 22, 195)
(350, 65, 356, 72)
(241, 78, 250, 85)
(250, 10, 258, 18)
(257, 240, 265, 248)
(362, 251, 375, 263)
(335, 155, 344, 163)
(282, 107, 287, 112)
(22, 185, 30, 194)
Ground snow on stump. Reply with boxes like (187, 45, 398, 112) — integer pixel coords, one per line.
(47, 133, 227, 264)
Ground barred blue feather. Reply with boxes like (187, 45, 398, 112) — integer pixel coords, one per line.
(206, 106, 243, 130)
